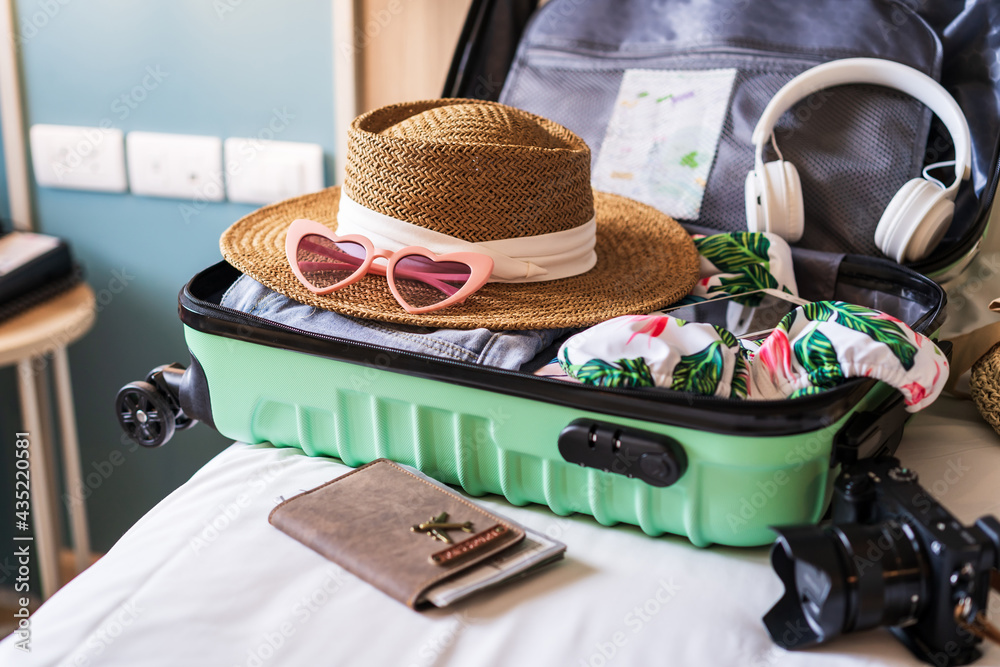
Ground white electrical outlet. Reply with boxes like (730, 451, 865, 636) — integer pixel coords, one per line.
(30, 124, 128, 192)
(126, 132, 224, 201)
(224, 138, 324, 205)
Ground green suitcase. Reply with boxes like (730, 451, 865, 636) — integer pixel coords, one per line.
(116, 257, 944, 547)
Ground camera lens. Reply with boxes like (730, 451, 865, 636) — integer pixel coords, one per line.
(764, 520, 929, 649)
(795, 560, 836, 623)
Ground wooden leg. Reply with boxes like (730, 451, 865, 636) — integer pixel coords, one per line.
(52, 346, 91, 575)
(16, 357, 60, 600)
(32, 358, 61, 548)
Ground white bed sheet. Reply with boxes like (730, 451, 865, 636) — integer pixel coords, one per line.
(2, 394, 998, 667)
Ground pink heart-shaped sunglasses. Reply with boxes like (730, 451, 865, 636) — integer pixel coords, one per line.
(285, 218, 495, 314)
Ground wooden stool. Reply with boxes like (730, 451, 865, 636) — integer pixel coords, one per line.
(0, 284, 95, 599)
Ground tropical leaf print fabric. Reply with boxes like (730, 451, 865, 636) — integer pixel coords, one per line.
(568, 357, 655, 388)
(690, 232, 798, 304)
(558, 315, 739, 397)
(546, 232, 944, 410)
(748, 301, 947, 412)
(557, 302, 947, 411)
(800, 301, 917, 369)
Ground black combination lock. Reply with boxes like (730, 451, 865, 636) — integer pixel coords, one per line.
(557, 419, 687, 487)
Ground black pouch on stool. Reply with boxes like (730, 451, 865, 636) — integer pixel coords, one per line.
(0, 224, 81, 322)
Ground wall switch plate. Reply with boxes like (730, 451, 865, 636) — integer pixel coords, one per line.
(126, 132, 224, 201)
(224, 138, 324, 205)
(30, 124, 128, 192)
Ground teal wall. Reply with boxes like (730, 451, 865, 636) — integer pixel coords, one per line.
(5, 0, 335, 551)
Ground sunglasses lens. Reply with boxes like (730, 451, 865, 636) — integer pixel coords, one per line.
(296, 235, 367, 289)
(392, 254, 473, 309)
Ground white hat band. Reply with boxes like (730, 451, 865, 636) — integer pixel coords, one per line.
(335, 194, 597, 283)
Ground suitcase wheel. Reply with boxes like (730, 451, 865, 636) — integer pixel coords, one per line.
(145, 364, 196, 432)
(116, 380, 178, 448)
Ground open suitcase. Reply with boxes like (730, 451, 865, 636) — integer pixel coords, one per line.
(116, 0, 999, 547)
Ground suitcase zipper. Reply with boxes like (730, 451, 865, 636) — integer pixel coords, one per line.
(912, 139, 1000, 277)
(522, 43, 826, 66)
(179, 281, 866, 410)
(177, 262, 922, 435)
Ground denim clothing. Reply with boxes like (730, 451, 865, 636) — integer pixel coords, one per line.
(221, 275, 570, 370)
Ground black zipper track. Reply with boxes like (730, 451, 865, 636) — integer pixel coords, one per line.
(911, 128, 1000, 276)
(179, 261, 943, 438)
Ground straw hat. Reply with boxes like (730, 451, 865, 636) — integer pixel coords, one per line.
(969, 297, 1000, 436)
(970, 342, 1000, 436)
(220, 99, 699, 330)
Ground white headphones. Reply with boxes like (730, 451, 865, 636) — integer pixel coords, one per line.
(745, 58, 972, 263)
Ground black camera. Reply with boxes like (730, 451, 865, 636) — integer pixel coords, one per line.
(764, 456, 1000, 666)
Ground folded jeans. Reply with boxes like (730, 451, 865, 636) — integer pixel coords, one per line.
(221, 274, 570, 371)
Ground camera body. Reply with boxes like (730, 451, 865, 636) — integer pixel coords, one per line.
(765, 456, 1000, 666)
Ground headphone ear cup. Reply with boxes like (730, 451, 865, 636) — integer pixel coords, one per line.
(776, 161, 803, 242)
(752, 161, 803, 242)
(762, 162, 786, 236)
(745, 169, 765, 233)
(875, 179, 953, 263)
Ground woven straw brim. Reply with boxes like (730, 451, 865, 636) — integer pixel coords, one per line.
(970, 341, 1000, 436)
(220, 186, 700, 330)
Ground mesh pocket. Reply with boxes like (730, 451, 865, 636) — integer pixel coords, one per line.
(502, 61, 930, 257)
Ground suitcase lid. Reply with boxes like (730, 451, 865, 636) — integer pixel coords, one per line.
(444, 0, 1000, 279)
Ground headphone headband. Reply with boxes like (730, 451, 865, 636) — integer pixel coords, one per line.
(752, 58, 972, 189)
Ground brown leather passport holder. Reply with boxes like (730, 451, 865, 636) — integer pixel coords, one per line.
(268, 458, 525, 609)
